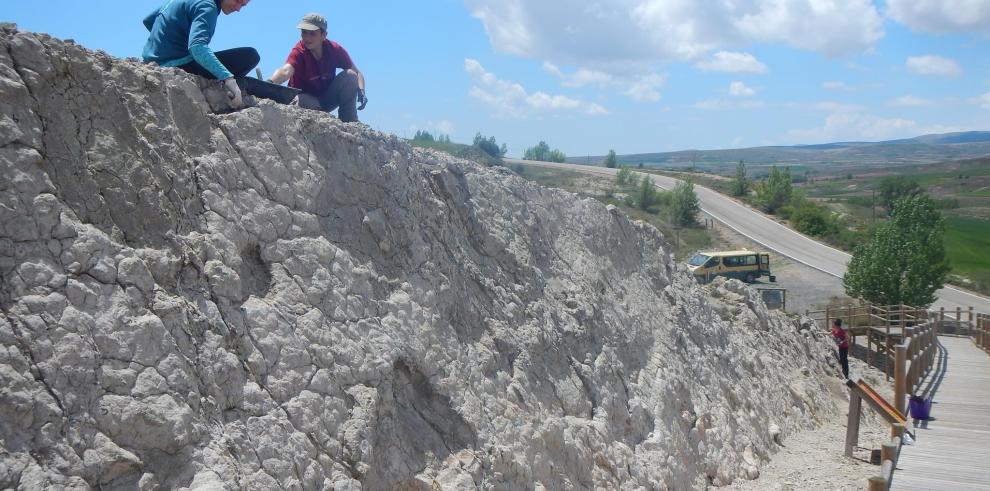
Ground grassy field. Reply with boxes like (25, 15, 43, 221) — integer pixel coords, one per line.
(944, 215, 990, 291)
(511, 165, 712, 259)
(794, 159, 990, 294)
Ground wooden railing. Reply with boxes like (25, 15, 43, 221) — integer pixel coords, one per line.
(893, 320, 937, 415)
(807, 304, 930, 381)
(977, 313, 989, 355)
(817, 304, 990, 490)
(868, 423, 907, 491)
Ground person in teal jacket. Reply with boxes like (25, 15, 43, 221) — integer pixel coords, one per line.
(143, 0, 258, 107)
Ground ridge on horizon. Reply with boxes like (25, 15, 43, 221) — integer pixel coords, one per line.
(567, 130, 990, 167)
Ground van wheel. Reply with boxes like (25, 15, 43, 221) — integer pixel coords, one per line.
(744, 272, 756, 283)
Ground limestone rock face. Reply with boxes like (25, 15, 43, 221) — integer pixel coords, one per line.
(0, 26, 838, 489)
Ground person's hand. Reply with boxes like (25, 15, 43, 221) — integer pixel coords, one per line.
(223, 78, 244, 109)
(357, 89, 367, 110)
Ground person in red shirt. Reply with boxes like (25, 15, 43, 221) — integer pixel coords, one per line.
(831, 318, 849, 379)
(268, 13, 367, 122)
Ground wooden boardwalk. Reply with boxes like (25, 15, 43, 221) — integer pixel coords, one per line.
(892, 336, 990, 490)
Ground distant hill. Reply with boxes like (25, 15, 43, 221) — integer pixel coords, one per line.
(569, 131, 990, 170)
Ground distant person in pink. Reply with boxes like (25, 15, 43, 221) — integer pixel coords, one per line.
(831, 318, 849, 379)
(267, 13, 367, 122)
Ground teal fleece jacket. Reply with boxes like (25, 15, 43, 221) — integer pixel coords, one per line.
(142, 0, 232, 80)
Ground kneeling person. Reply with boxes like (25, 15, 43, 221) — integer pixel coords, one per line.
(268, 13, 367, 122)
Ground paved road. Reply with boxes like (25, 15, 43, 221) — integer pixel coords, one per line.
(506, 159, 990, 313)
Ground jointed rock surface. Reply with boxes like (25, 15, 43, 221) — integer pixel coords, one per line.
(0, 26, 839, 489)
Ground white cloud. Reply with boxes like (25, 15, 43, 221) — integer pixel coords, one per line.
(889, 96, 933, 107)
(813, 101, 866, 113)
(408, 120, 456, 137)
(733, 0, 884, 57)
(466, 0, 884, 64)
(544, 62, 666, 102)
(887, 0, 990, 34)
(821, 80, 883, 92)
(436, 120, 455, 135)
(694, 99, 767, 110)
(822, 81, 853, 91)
(695, 51, 767, 74)
(729, 81, 756, 97)
(974, 91, 990, 109)
(788, 112, 918, 142)
(465, 59, 607, 117)
(906, 55, 962, 77)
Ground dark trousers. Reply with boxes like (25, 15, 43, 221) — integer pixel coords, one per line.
(294, 69, 360, 122)
(838, 346, 849, 379)
(179, 47, 260, 79)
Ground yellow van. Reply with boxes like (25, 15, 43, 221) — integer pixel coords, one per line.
(687, 250, 775, 283)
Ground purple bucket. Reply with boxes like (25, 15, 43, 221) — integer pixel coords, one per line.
(909, 395, 932, 420)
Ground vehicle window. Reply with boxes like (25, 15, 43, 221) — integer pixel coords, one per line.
(744, 255, 757, 266)
(688, 254, 710, 266)
(705, 257, 719, 267)
(725, 256, 739, 267)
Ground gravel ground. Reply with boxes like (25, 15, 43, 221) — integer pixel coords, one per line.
(703, 213, 848, 315)
(724, 356, 896, 490)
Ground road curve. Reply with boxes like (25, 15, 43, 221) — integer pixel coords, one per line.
(505, 159, 990, 313)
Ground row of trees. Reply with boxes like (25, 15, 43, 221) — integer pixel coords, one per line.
(474, 132, 508, 159)
(524, 141, 566, 162)
(412, 130, 451, 143)
(410, 130, 509, 160)
(732, 161, 948, 306)
(732, 163, 840, 239)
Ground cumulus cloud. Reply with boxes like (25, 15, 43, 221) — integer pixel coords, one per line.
(906, 55, 962, 77)
(788, 112, 918, 142)
(695, 51, 768, 73)
(465, 59, 607, 117)
(823, 81, 853, 91)
(732, 0, 884, 57)
(466, 0, 884, 64)
(974, 91, 990, 109)
(813, 101, 866, 113)
(729, 81, 756, 97)
(408, 120, 456, 137)
(889, 96, 933, 107)
(887, 0, 990, 34)
(821, 80, 883, 92)
(694, 99, 766, 110)
(544, 62, 666, 102)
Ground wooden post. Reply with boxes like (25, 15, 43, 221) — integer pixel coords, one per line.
(905, 327, 916, 394)
(881, 441, 898, 465)
(939, 307, 945, 336)
(845, 391, 863, 457)
(867, 330, 873, 368)
(895, 345, 907, 415)
(868, 476, 887, 491)
(891, 423, 905, 439)
(883, 312, 892, 382)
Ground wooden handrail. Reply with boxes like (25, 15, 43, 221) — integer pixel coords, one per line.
(859, 305, 984, 491)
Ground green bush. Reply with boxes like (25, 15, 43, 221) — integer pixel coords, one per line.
(787, 201, 838, 237)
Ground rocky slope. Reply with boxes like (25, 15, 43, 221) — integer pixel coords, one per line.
(0, 26, 841, 489)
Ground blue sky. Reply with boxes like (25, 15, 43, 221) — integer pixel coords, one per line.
(6, 1, 990, 157)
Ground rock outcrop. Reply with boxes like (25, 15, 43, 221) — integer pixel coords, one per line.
(0, 26, 840, 489)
